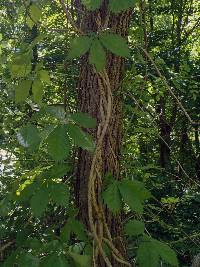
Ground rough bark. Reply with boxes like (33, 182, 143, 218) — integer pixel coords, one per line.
(73, 1, 132, 266)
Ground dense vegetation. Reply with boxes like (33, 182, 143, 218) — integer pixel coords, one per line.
(0, 0, 199, 266)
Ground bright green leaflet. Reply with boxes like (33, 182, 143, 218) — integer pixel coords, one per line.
(119, 180, 150, 213)
(66, 123, 95, 151)
(46, 125, 70, 161)
(68, 36, 92, 59)
(137, 241, 159, 267)
(39, 70, 51, 84)
(29, 4, 42, 23)
(81, 0, 102, 10)
(102, 181, 122, 213)
(15, 80, 32, 103)
(100, 32, 131, 58)
(89, 38, 106, 71)
(70, 112, 97, 128)
(109, 0, 138, 13)
(17, 124, 40, 150)
(32, 79, 44, 104)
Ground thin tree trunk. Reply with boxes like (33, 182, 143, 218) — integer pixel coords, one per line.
(73, 1, 132, 266)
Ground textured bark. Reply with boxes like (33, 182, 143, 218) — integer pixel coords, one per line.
(73, 1, 132, 266)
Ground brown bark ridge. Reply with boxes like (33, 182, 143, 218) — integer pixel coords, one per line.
(72, 1, 133, 266)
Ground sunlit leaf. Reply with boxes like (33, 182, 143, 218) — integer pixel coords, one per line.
(46, 125, 70, 161)
(89, 38, 106, 71)
(70, 112, 97, 128)
(17, 124, 40, 150)
(81, 0, 102, 10)
(100, 32, 130, 58)
(15, 80, 31, 103)
(68, 36, 92, 59)
(109, 0, 138, 13)
(66, 124, 95, 151)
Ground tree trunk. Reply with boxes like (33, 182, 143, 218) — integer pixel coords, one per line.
(73, 1, 132, 266)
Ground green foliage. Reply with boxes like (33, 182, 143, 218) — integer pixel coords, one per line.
(46, 125, 70, 161)
(137, 236, 179, 267)
(89, 38, 106, 71)
(109, 0, 138, 13)
(17, 124, 41, 150)
(102, 179, 151, 214)
(70, 112, 97, 128)
(68, 36, 92, 59)
(39, 70, 51, 84)
(9, 52, 32, 77)
(102, 181, 122, 213)
(29, 4, 42, 23)
(61, 218, 87, 242)
(124, 220, 145, 236)
(49, 182, 70, 206)
(137, 240, 159, 267)
(40, 254, 69, 267)
(68, 251, 92, 267)
(100, 32, 131, 58)
(15, 80, 32, 103)
(119, 180, 151, 214)
(81, 0, 102, 10)
(66, 124, 95, 151)
(32, 79, 44, 104)
(1, 0, 199, 266)
(30, 186, 49, 217)
(17, 252, 39, 267)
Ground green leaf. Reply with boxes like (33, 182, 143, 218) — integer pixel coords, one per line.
(29, 4, 42, 23)
(41, 254, 69, 267)
(32, 79, 44, 104)
(68, 251, 91, 267)
(118, 180, 151, 214)
(69, 219, 87, 241)
(99, 32, 130, 58)
(15, 80, 31, 103)
(26, 16, 34, 29)
(137, 241, 159, 267)
(102, 181, 122, 213)
(89, 38, 106, 71)
(49, 182, 70, 207)
(45, 164, 71, 179)
(68, 36, 92, 59)
(81, 0, 102, 10)
(17, 252, 39, 267)
(46, 125, 70, 161)
(30, 186, 49, 217)
(61, 218, 87, 242)
(66, 124, 95, 151)
(153, 240, 179, 266)
(124, 220, 145, 236)
(39, 70, 51, 84)
(109, 0, 137, 13)
(17, 124, 40, 150)
(70, 112, 97, 128)
(9, 53, 32, 78)
(45, 105, 66, 120)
